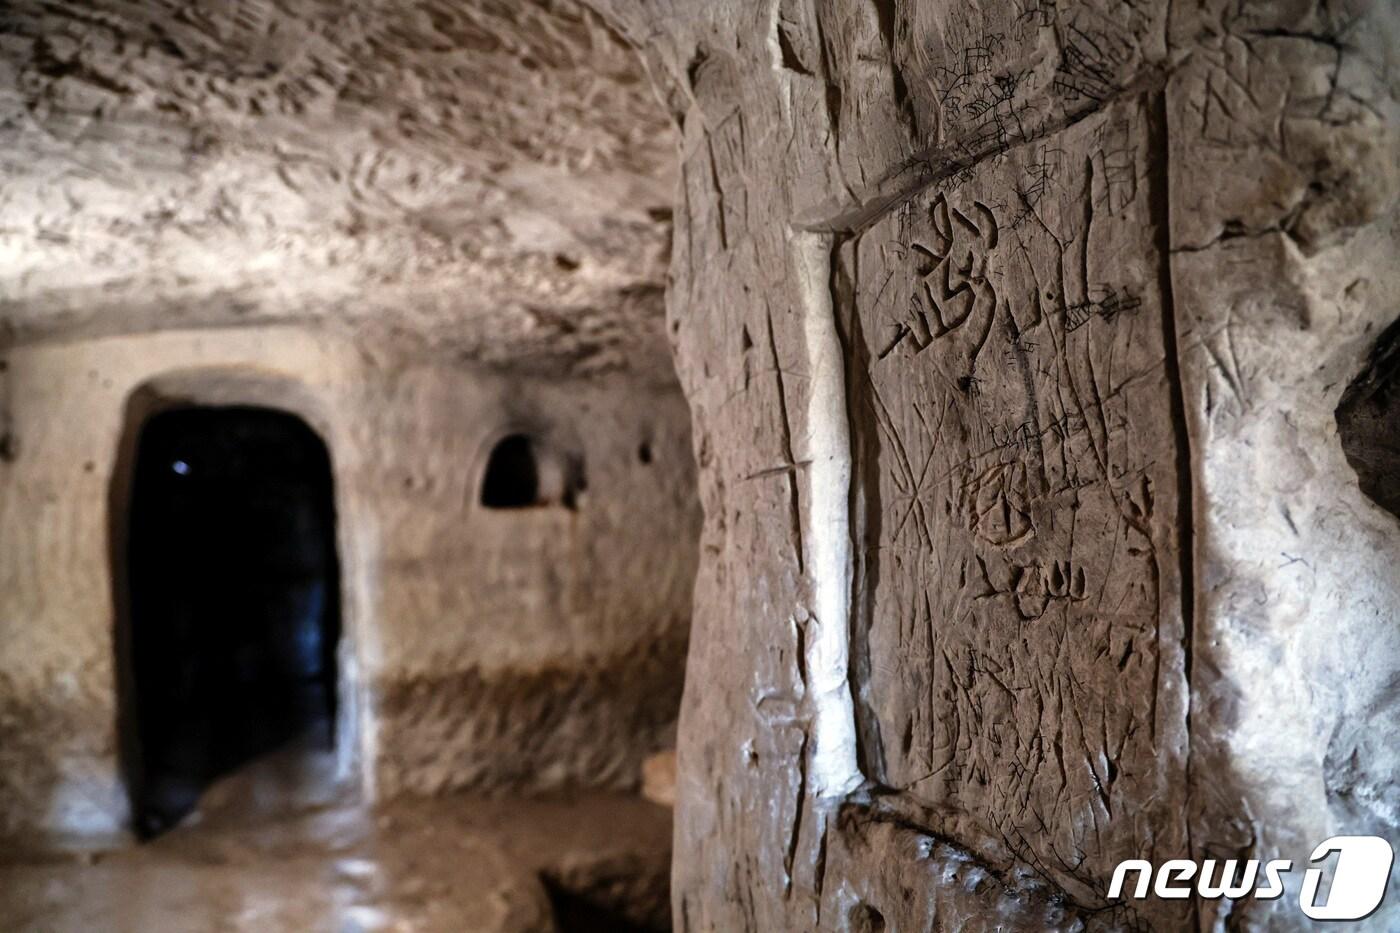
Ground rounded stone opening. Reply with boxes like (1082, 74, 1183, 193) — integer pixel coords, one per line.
(479, 432, 587, 511)
(480, 433, 542, 508)
(118, 405, 343, 838)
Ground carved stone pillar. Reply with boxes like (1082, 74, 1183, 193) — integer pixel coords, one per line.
(601, 0, 1400, 927)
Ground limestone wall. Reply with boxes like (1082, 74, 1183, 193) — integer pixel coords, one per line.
(591, 0, 1400, 928)
(0, 326, 699, 840)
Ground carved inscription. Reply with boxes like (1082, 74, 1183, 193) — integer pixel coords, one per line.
(844, 99, 1185, 911)
(907, 194, 1000, 344)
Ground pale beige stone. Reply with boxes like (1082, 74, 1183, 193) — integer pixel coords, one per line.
(641, 748, 676, 808)
(3, 0, 1399, 929)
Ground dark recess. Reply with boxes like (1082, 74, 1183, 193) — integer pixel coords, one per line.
(120, 406, 340, 838)
(481, 433, 542, 507)
(849, 902, 887, 932)
(542, 875, 669, 933)
(1337, 316, 1400, 521)
(480, 432, 586, 509)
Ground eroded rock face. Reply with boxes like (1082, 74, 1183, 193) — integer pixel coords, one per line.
(0, 0, 677, 379)
(4, 0, 1400, 927)
(588, 0, 1400, 928)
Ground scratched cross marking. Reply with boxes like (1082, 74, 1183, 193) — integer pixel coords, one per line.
(1063, 286, 1142, 333)
(1004, 144, 1063, 228)
(1091, 119, 1137, 214)
(1051, 24, 1130, 103)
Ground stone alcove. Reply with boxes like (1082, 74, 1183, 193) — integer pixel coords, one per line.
(479, 430, 587, 511)
(108, 370, 366, 837)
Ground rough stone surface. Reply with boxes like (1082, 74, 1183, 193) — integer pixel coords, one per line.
(1167, 4, 1400, 926)
(4, 0, 1400, 928)
(584, 0, 1400, 929)
(0, 0, 678, 380)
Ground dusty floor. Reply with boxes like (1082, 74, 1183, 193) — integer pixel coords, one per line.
(0, 743, 672, 932)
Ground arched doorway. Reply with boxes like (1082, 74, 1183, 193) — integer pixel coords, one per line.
(119, 406, 341, 837)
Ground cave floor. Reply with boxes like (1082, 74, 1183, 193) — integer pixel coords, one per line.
(0, 745, 673, 933)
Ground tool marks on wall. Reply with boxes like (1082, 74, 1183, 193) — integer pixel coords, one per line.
(835, 94, 1188, 910)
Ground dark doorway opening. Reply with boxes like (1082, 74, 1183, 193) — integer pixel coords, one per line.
(120, 406, 341, 838)
(480, 433, 541, 508)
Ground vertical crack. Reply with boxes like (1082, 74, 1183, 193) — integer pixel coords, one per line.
(1148, 87, 1199, 930)
(766, 308, 807, 574)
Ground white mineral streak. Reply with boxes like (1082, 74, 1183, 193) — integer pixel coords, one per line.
(792, 231, 863, 799)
